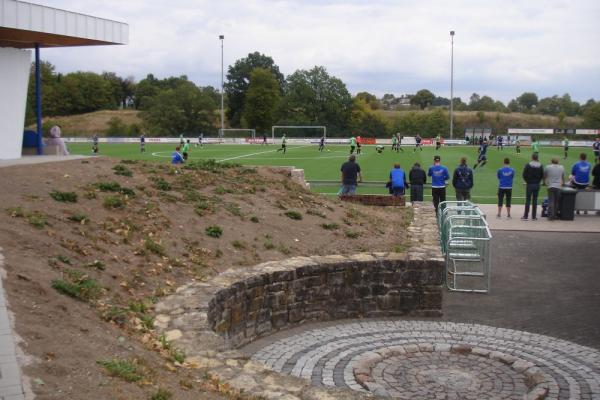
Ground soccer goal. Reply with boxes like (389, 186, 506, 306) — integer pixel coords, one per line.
(271, 126, 327, 141)
(219, 128, 256, 139)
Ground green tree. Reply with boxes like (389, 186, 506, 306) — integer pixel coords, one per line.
(507, 99, 520, 112)
(225, 52, 284, 127)
(410, 89, 435, 110)
(278, 66, 352, 136)
(242, 68, 281, 134)
(348, 98, 388, 136)
(537, 96, 561, 115)
(516, 92, 538, 111)
(355, 92, 380, 110)
(557, 111, 567, 128)
(424, 109, 449, 137)
(583, 103, 600, 128)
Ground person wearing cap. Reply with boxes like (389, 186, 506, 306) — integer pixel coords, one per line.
(339, 154, 362, 195)
(428, 155, 450, 214)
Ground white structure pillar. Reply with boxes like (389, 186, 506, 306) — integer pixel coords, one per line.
(0, 47, 31, 160)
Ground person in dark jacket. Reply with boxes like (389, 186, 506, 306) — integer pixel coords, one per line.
(452, 157, 474, 201)
(388, 163, 409, 197)
(409, 163, 426, 202)
(593, 160, 600, 190)
(521, 153, 544, 220)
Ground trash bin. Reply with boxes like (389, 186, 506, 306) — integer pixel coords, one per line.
(559, 187, 578, 221)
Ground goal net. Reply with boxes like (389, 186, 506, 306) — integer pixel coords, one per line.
(271, 126, 327, 141)
(219, 128, 256, 139)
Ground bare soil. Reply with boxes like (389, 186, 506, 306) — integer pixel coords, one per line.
(0, 157, 411, 400)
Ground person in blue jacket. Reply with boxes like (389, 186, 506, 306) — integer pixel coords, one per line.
(171, 146, 184, 165)
(388, 163, 409, 197)
(452, 157, 474, 201)
(571, 153, 591, 189)
(497, 157, 515, 219)
(428, 155, 450, 214)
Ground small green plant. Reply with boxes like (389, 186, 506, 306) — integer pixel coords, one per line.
(94, 181, 121, 192)
(184, 159, 239, 172)
(250, 215, 259, 223)
(306, 209, 327, 218)
(194, 199, 215, 216)
(151, 177, 171, 191)
(214, 186, 233, 195)
(49, 190, 78, 203)
(393, 244, 408, 253)
(278, 244, 291, 255)
(144, 238, 166, 256)
(101, 306, 128, 325)
(68, 213, 88, 223)
(27, 212, 47, 228)
(119, 187, 135, 197)
(345, 230, 361, 239)
(151, 389, 173, 400)
(97, 359, 142, 382)
(103, 195, 125, 209)
(264, 241, 275, 250)
(84, 191, 97, 199)
(171, 348, 186, 364)
(284, 210, 303, 220)
(321, 223, 339, 230)
(5, 207, 24, 217)
(120, 159, 138, 165)
(51, 273, 101, 301)
(159, 334, 172, 350)
(231, 240, 246, 249)
(224, 202, 243, 217)
(205, 225, 223, 238)
(84, 260, 105, 270)
(56, 255, 71, 264)
(140, 314, 154, 330)
(112, 164, 133, 177)
(129, 299, 149, 314)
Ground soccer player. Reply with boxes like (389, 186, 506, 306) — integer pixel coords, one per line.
(262, 134, 267, 145)
(318, 135, 325, 152)
(473, 139, 489, 169)
(349, 136, 357, 154)
(435, 135, 441, 151)
(92, 133, 99, 154)
(497, 135, 504, 150)
(562, 137, 569, 159)
(171, 146, 184, 164)
(197, 133, 204, 148)
(376, 144, 385, 154)
(515, 139, 521, 154)
(182, 139, 190, 161)
(497, 158, 515, 218)
(179, 133, 184, 145)
(593, 137, 600, 163)
(414, 134, 423, 152)
(391, 134, 398, 152)
(397, 134, 404, 152)
(428, 155, 450, 214)
(531, 138, 540, 156)
(356, 135, 362, 154)
(276, 134, 287, 153)
(140, 133, 146, 153)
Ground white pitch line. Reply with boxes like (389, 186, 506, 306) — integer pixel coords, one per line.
(216, 144, 313, 162)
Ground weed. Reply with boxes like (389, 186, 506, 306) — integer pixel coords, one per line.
(129, 299, 149, 314)
(151, 177, 171, 191)
(232, 240, 246, 249)
(97, 359, 142, 382)
(51, 273, 101, 301)
(345, 230, 361, 239)
(264, 241, 275, 250)
(284, 210, 303, 220)
(56, 255, 71, 264)
(101, 306, 128, 325)
(224, 202, 243, 217)
(194, 199, 215, 216)
(171, 348, 186, 363)
(306, 209, 326, 218)
(184, 190, 203, 202)
(214, 186, 232, 195)
(140, 314, 154, 330)
(151, 389, 173, 400)
(84, 260, 105, 270)
(215, 249, 223, 258)
(250, 216, 259, 223)
(393, 244, 408, 253)
(94, 181, 121, 192)
(68, 213, 88, 223)
(119, 187, 135, 197)
(49, 190, 78, 203)
(112, 164, 133, 177)
(278, 244, 291, 255)
(83, 191, 97, 199)
(103, 196, 125, 209)
(346, 208, 362, 219)
(5, 207, 24, 217)
(120, 159, 138, 165)
(27, 212, 47, 229)
(184, 159, 239, 172)
(144, 238, 166, 256)
(320, 223, 339, 230)
(159, 334, 171, 350)
(205, 225, 223, 238)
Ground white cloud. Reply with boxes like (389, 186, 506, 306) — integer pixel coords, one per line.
(37, 0, 600, 102)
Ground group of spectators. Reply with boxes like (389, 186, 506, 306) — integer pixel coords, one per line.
(339, 152, 600, 220)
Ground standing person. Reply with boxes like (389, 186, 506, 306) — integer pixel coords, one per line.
(473, 139, 489, 169)
(593, 137, 600, 164)
(409, 162, 426, 202)
(593, 159, 600, 190)
(179, 133, 184, 145)
(521, 153, 544, 220)
(414, 134, 423, 152)
(497, 135, 504, 150)
(197, 132, 204, 148)
(318, 135, 325, 152)
(182, 139, 190, 161)
(452, 157, 474, 201)
(356, 135, 362, 154)
(262, 133, 267, 145)
(276, 134, 287, 153)
(544, 158, 565, 220)
(391, 134, 398, 152)
(171, 146, 184, 165)
(515, 138, 521, 154)
(531, 138, 540, 156)
(339, 154, 362, 195)
(47, 125, 69, 155)
(349, 136, 357, 154)
(497, 158, 515, 218)
(571, 153, 591, 189)
(435, 134, 442, 151)
(92, 133, 99, 154)
(388, 163, 409, 196)
(428, 155, 450, 214)
(562, 137, 569, 159)
(397, 134, 405, 152)
(140, 133, 146, 153)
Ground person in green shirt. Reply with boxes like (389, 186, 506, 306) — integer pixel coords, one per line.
(531, 139, 539, 156)
(182, 139, 191, 160)
(391, 135, 398, 152)
(515, 139, 521, 154)
(276, 134, 287, 154)
(562, 137, 569, 159)
(349, 136, 356, 154)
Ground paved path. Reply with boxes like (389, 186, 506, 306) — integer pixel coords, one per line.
(0, 155, 90, 168)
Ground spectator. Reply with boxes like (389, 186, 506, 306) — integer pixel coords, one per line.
(389, 163, 409, 197)
(571, 153, 591, 189)
(340, 154, 362, 195)
(544, 158, 565, 220)
(428, 155, 450, 214)
(593, 159, 600, 190)
(409, 162, 426, 202)
(171, 146, 184, 165)
(497, 158, 515, 218)
(593, 137, 600, 164)
(46, 125, 69, 155)
(452, 157, 474, 201)
(521, 153, 544, 220)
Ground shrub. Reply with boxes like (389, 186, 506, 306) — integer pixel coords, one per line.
(103, 196, 125, 209)
(49, 190, 78, 203)
(27, 212, 47, 228)
(152, 177, 171, 191)
(94, 181, 121, 192)
(321, 223, 339, 230)
(284, 210, 302, 220)
(51, 274, 101, 301)
(205, 225, 223, 238)
(97, 359, 142, 382)
(112, 164, 133, 177)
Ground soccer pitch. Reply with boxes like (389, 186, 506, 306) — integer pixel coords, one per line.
(68, 142, 595, 204)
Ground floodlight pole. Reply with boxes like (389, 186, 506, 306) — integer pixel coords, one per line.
(450, 30, 455, 140)
(219, 34, 225, 138)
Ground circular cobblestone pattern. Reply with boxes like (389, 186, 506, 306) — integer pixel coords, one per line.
(250, 321, 600, 399)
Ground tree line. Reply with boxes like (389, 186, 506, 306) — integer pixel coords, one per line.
(26, 54, 600, 137)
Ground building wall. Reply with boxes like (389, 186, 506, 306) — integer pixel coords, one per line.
(0, 47, 31, 160)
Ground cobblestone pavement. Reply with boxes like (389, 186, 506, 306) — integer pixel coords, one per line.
(251, 320, 600, 399)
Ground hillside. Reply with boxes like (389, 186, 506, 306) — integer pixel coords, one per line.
(29, 110, 143, 137)
(0, 157, 411, 399)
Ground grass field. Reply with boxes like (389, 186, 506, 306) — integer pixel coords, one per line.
(68, 142, 595, 204)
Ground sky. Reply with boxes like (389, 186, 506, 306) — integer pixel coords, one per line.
(37, 0, 600, 103)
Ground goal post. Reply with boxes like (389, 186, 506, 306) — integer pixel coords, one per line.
(271, 126, 327, 141)
(219, 128, 256, 139)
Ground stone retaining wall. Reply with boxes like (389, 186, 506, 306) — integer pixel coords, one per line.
(339, 194, 406, 206)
